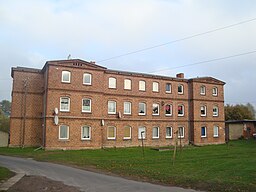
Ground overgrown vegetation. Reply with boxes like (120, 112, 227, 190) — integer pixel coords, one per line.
(0, 140, 255, 191)
(225, 103, 255, 121)
(0, 100, 11, 133)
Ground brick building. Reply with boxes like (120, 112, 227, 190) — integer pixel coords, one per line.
(10, 59, 225, 149)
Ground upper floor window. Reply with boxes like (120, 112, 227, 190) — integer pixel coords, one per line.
(109, 77, 116, 89)
(124, 79, 132, 90)
(213, 87, 218, 96)
(152, 103, 159, 115)
(59, 125, 69, 139)
(178, 126, 184, 138)
(139, 102, 146, 115)
(200, 106, 207, 116)
(178, 84, 184, 94)
(152, 82, 159, 92)
(200, 85, 206, 95)
(213, 106, 219, 116)
(213, 125, 219, 137)
(124, 102, 131, 115)
(107, 126, 116, 140)
(201, 126, 207, 137)
(82, 98, 91, 113)
(139, 80, 146, 91)
(178, 104, 184, 116)
(61, 71, 71, 83)
(83, 73, 92, 85)
(124, 126, 131, 139)
(108, 101, 116, 114)
(81, 126, 91, 140)
(166, 127, 172, 138)
(138, 127, 146, 139)
(165, 104, 172, 116)
(60, 97, 70, 112)
(152, 127, 159, 139)
(166, 83, 172, 93)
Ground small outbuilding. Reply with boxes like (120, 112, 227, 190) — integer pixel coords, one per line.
(0, 131, 9, 147)
(225, 120, 256, 140)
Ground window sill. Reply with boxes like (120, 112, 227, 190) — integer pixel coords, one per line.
(178, 115, 184, 117)
(166, 137, 172, 139)
(60, 111, 70, 113)
(123, 138, 131, 140)
(152, 137, 159, 139)
(107, 138, 116, 140)
(83, 83, 92, 86)
(138, 114, 146, 116)
(82, 111, 92, 114)
(178, 93, 184, 95)
(165, 91, 172, 94)
(213, 136, 219, 138)
(58, 139, 69, 141)
(61, 82, 71, 84)
(81, 139, 91, 141)
(152, 114, 159, 116)
(201, 136, 207, 138)
(124, 113, 132, 115)
(165, 114, 172, 116)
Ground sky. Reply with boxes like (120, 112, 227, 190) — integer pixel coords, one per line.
(1, 0, 256, 108)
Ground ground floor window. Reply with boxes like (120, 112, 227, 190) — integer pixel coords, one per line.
(81, 126, 91, 140)
(166, 127, 172, 138)
(138, 127, 146, 139)
(213, 125, 219, 137)
(178, 126, 184, 138)
(124, 126, 131, 139)
(152, 127, 159, 138)
(107, 126, 116, 140)
(201, 126, 207, 137)
(59, 125, 69, 139)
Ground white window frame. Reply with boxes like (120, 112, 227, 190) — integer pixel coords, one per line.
(166, 127, 173, 138)
(60, 97, 70, 112)
(213, 106, 219, 116)
(108, 101, 116, 114)
(152, 127, 159, 139)
(83, 73, 92, 85)
(165, 104, 172, 116)
(178, 104, 184, 116)
(59, 125, 69, 140)
(81, 126, 91, 140)
(61, 71, 71, 83)
(152, 82, 159, 92)
(200, 85, 206, 95)
(124, 102, 132, 115)
(213, 125, 219, 137)
(139, 102, 146, 115)
(139, 80, 146, 91)
(138, 127, 146, 139)
(109, 77, 116, 89)
(178, 84, 184, 94)
(200, 106, 207, 117)
(201, 126, 207, 138)
(123, 126, 131, 140)
(107, 126, 116, 140)
(213, 87, 218, 96)
(178, 126, 184, 138)
(166, 83, 172, 93)
(82, 98, 91, 113)
(124, 79, 132, 90)
(152, 103, 160, 116)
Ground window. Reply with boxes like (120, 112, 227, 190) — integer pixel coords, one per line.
(166, 127, 172, 138)
(61, 71, 71, 83)
(213, 87, 218, 96)
(213, 106, 219, 116)
(82, 98, 91, 112)
(124, 126, 131, 139)
(152, 127, 159, 139)
(152, 82, 159, 92)
(60, 97, 70, 112)
(201, 126, 207, 137)
(108, 101, 116, 114)
(152, 103, 159, 115)
(124, 102, 131, 115)
(166, 83, 172, 93)
(139, 102, 146, 115)
(83, 73, 92, 85)
(138, 127, 146, 139)
(165, 104, 172, 116)
(178, 84, 183, 94)
(200, 85, 206, 95)
(139, 80, 146, 91)
(109, 77, 116, 89)
(213, 126, 219, 137)
(81, 126, 91, 140)
(178, 104, 184, 116)
(178, 126, 184, 138)
(200, 106, 207, 116)
(124, 79, 131, 90)
(59, 125, 69, 139)
(107, 126, 116, 140)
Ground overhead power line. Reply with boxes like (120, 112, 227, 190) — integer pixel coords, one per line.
(147, 50, 256, 73)
(96, 17, 256, 63)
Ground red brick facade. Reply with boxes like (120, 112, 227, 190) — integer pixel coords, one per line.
(10, 59, 225, 149)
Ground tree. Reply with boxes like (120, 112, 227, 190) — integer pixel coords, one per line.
(0, 100, 11, 116)
(225, 103, 255, 121)
(0, 109, 10, 133)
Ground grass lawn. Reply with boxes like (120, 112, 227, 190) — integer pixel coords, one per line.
(0, 166, 14, 183)
(0, 140, 255, 191)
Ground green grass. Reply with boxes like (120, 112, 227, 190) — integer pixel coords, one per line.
(0, 140, 256, 191)
(0, 166, 14, 183)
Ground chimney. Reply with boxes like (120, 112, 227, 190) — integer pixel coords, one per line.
(176, 73, 184, 78)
